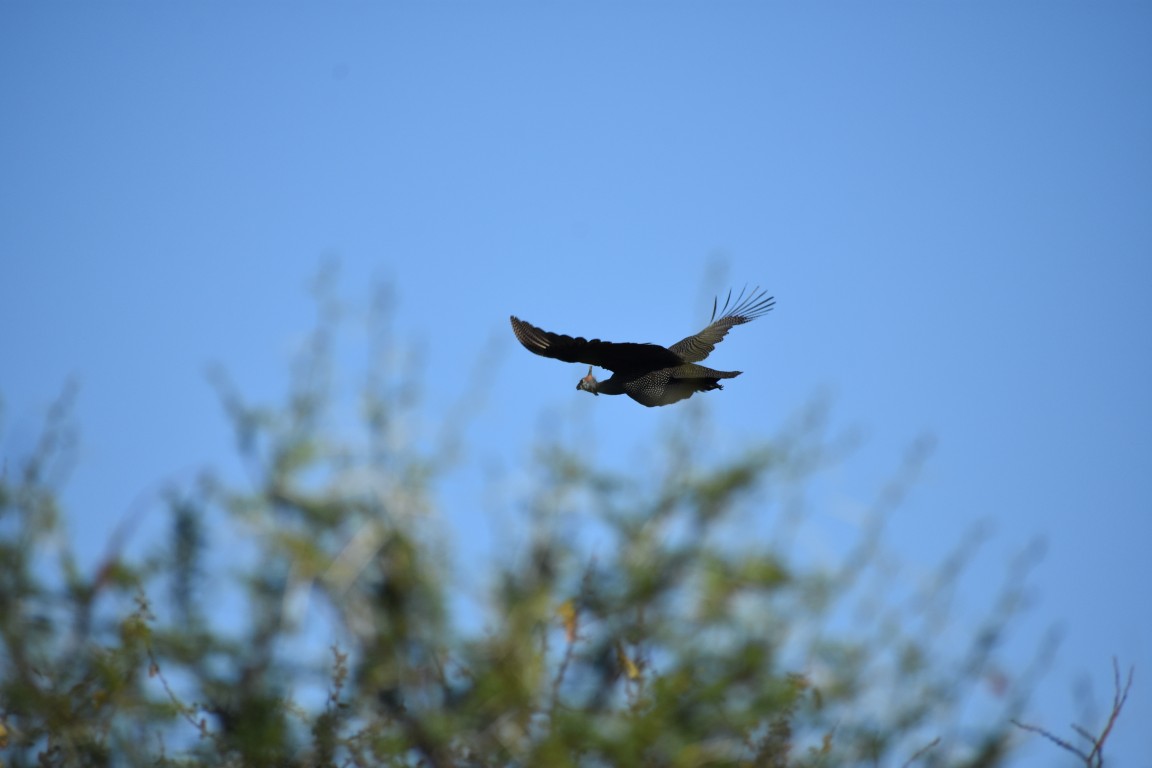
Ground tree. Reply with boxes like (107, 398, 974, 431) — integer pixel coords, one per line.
(0, 288, 1131, 767)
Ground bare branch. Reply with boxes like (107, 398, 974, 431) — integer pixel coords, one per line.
(1013, 658, 1135, 767)
(901, 736, 941, 767)
(1011, 719, 1087, 761)
(1086, 658, 1135, 766)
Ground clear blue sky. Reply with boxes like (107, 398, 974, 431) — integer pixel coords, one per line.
(2, 3, 1149, 765)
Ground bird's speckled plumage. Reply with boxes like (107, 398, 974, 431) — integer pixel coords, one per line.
(511, 287, 774, 407)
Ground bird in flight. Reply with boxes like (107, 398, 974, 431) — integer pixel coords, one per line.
(510, 287, 775, 407)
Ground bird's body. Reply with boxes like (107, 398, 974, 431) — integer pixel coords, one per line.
(510, 287, 774, 407)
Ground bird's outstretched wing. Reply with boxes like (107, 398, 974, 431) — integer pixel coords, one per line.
(510, 316, 682, 372)
(667, 287, 775, 363)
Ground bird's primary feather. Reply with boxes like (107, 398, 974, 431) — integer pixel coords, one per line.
(667, 287, 776, 363)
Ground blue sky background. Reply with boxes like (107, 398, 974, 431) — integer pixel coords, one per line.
(2, 3, 1150, 765)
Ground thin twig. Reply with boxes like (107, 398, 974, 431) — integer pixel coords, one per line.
(1011, 719, 1086, 760)
(1086, 657, 1134, 765)
(901, 736, 941, 767)
(1012, 657, 1135, 767)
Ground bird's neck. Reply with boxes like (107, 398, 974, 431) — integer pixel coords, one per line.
(592, 375, 627, 396)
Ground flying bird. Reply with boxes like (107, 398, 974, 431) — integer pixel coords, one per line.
(510, 287, 775, 407)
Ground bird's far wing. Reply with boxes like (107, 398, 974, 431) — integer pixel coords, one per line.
(666, 287, 775, 363)
(510, 316, 682, 372)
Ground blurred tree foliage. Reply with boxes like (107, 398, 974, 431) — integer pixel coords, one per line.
(0, 287, 1129, 767)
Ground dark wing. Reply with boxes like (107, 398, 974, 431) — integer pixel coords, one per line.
(510, 316, 682, 372)
(667, 287, 775, 363)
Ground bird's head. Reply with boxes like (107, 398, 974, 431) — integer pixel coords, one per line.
(576, 365, 599, 395)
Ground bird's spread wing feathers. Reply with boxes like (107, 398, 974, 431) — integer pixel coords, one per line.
(510, 316, 682, 372)
(667, 287, 775, 363)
